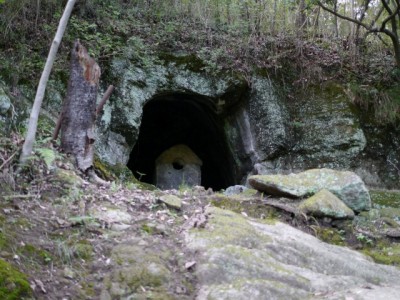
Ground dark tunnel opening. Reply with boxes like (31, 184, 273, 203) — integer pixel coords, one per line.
(127, 93, 235, 190)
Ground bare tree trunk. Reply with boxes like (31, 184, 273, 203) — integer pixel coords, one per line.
(333, 0, 339, 38)
(271, 0, 277, 35)
(296, 0, 307, 36)
(19, 0, 77, 165)
(60, 41, 100, 172)
(313, 6, 321, 38)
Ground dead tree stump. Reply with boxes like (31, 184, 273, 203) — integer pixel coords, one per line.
(60, 40, 100, 172)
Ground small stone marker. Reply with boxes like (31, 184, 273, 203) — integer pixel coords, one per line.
(155, 144, 202, 190)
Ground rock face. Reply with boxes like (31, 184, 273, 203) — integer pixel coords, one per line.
(299, 189, 355, 219)
(2, 49, 397, 188)
(96, 54, 259, 185)
(97, 55, 246, 164)
(250, 83, 399, 189)
(248, 168, 371, 212)
(187, 207, 400, 299)
(247, 77, 290, 161)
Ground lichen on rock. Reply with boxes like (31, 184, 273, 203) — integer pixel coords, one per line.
(187, 206, 400, 299)
(248, 168, 371, 212)
(299, 189, 355, 219)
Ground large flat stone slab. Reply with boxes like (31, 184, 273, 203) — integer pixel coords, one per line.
(186, 207, 400, 300)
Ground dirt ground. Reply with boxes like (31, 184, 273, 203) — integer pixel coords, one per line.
(1, 147, 399, 299)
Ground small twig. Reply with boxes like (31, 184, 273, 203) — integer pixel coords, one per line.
(388, 159, 400, 175)
(96, 85, 114, 115)
(0, 150, 18, 170)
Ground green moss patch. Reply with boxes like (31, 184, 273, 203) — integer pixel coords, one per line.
(315, 227, 346, 246)
(362, 242, 400, 266)
(73, 240, 94, 260)
(211, 194, 278, 221)
(18, 244, 53, 265)
(370, 190, 400, 208)
(0, 259, 32, 300)
(0, 232, 6, 250)
(94, 157, 156, 190)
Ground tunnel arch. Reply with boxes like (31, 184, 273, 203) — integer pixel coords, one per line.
(127, 93, 236, 190)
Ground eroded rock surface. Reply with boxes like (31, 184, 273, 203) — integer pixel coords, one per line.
(187, 207, 400, 300)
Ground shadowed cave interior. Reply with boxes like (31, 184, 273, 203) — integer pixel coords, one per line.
(127, 93, 235, 190)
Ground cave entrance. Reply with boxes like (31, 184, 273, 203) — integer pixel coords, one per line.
(127, 93, 235, 190)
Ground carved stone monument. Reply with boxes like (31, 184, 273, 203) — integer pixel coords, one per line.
(155, 144, 202, 190)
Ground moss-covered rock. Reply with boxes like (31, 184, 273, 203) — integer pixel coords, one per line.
(101, 241, 175, 299)
(287, 83, 366, 169)
(249, 168, 371, 212)
(210, 194, 277, 221)
(247, 76, 290, 160)
(299, 189, 355, 219)
(158, 194, 182, 210)
(94, 156, 156, 190)
(0, 259, 32, 300)
(187, 207, 400, 299)
(50, 168, 84, 192)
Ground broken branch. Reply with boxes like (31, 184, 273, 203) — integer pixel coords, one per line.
(96, 85, 114, 115)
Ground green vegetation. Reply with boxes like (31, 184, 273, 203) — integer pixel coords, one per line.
(362, 241, 400, 266)
(0, 259, 32, 300)
(370, 190, 400, 209)
(0, 0, 399, 123)
(315, 227, 346, 246)
(18, 244, 53, 265)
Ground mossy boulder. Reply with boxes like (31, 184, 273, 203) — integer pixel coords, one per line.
(299, 189, 355, 219)
(248, 168, 371, 212)
(0, 259, 32, 300)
